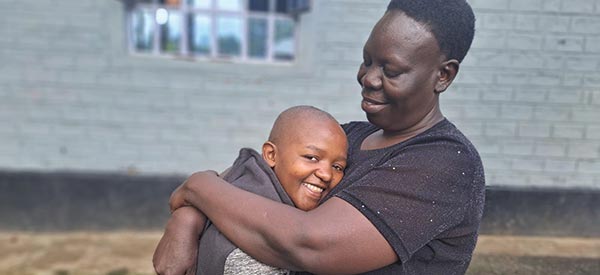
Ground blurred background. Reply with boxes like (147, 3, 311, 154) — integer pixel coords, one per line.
(0, 0, 598, 274)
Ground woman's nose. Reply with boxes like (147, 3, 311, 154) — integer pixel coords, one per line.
(360, 67, 382, 91)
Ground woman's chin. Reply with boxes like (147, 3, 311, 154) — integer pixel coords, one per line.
(365, 110, 387, 126)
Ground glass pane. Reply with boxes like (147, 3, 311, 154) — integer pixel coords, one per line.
(217, 0, 242, 11)
(217, 16, 242, 56)
(187, 0, 210, 9)
(248, 18, 267, 58)
(249, 0, 269, 12)
(159, 0, 181, 6)
(189, 14, 211, 55)
(274, 19, 294, 60)
(135, 0, 154, 4)
(131, 10, 154, 52)
(160, 11, 182, 53)
(275, 0, 288, 13)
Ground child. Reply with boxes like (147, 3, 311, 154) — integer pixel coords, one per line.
(156, 105, 348, 275)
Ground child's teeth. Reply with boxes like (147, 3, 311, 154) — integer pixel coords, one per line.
(304, 183, 323, 193)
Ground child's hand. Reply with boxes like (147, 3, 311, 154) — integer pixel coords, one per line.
(153, 207, 204, 275)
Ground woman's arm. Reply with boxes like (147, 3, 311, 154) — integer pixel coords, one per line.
(170, 171, 398, 275)
(153, 206, 206, 275)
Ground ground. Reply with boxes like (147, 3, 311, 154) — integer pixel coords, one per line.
(0, 232, 598, 275)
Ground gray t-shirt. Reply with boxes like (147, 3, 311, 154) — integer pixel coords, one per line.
(224, 248, 289, 275)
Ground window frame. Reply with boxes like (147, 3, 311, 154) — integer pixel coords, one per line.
(125, 0, 303, 63)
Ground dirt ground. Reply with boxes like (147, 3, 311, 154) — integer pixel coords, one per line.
(467, 236, 600, 275)
(0, 231, 160, 275)
(1, 232, 599, 275)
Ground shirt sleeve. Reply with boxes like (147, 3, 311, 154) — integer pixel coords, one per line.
(336, 141, 478, 263)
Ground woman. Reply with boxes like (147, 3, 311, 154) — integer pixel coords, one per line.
(155, 0, 484, 274)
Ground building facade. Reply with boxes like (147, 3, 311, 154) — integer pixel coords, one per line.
(1, 0, 599, 189)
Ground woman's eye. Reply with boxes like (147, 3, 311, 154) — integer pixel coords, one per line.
(384, 70, 400, 78)
(362, 57, 372, 67)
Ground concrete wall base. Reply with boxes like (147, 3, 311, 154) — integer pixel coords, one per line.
(1, 170, 598, 237)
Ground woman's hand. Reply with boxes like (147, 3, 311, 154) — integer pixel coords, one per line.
(169, 170, 218, 213)
(153, 207, 206, 275)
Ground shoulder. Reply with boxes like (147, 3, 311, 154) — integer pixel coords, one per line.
(385, 119, 486, 210)
(402, 119, 482, 168)
(234, 148, 263, 163)
(340, 121, 378, 151)
(223, 147, 267, 181)
(341, 121, 377, 135)
(341, 119, 484, 199)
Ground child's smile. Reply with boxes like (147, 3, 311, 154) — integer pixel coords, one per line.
(263, 114, 347, 211)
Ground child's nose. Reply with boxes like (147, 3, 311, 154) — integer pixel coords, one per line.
(315, 165, 333, 184)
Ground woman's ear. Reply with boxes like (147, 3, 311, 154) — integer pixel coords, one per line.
(434, 59, 459, 94)
(262, 141, 277, 168)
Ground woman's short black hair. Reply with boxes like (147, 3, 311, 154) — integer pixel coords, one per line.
(387, 0, 475, 63)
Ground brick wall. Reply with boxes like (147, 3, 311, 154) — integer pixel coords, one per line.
(0, 0, 598, 189)
(447, 0, 600, 188)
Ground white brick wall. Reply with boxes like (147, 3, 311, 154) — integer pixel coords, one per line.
(0, 0, 598, 188)
(447, 0, 600, 188)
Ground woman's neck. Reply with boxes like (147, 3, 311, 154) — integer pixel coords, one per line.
(361, 107, 444, 150)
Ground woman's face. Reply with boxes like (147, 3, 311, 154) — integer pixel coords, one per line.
(357, 10, 445, 132)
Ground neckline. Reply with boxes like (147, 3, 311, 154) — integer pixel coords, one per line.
(356, 118, 448, 154)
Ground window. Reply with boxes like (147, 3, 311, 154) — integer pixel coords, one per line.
(126, 0, 310, 62)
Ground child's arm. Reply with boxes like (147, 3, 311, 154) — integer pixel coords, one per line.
(153, 206, 206, 275)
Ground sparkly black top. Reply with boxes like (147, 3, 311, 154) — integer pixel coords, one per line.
(325, 119, 485, 274)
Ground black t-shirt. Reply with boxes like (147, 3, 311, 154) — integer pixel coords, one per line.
(323, 119, 485, 274)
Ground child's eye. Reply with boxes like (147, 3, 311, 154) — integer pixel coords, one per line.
(333, 164, 345, 172)
(304, 155, 318, 161)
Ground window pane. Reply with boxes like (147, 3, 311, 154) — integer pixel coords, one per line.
(159, 0, 181, 7)
(217, 16, 242, 56)
(131, 10, 154, 52)
(187, 0, 210, 9)
(248, 18, 267, 58)
(274, 19, 294, 60)
(189, 14, 211, 55)
(249, 0, 269, 12)
(275, 0, 288, 13)
(134, 0, 153, 4)
(160, 11, 182, 53)
(217, 0, 242, 11)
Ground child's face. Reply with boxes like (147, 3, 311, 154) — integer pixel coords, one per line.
(264, 120, 347, 211)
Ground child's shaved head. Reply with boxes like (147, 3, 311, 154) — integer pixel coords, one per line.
(268, 105, 340, 144)
(263, 105, 347, 211)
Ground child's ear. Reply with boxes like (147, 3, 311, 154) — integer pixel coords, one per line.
(262, 141, 277, 168)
